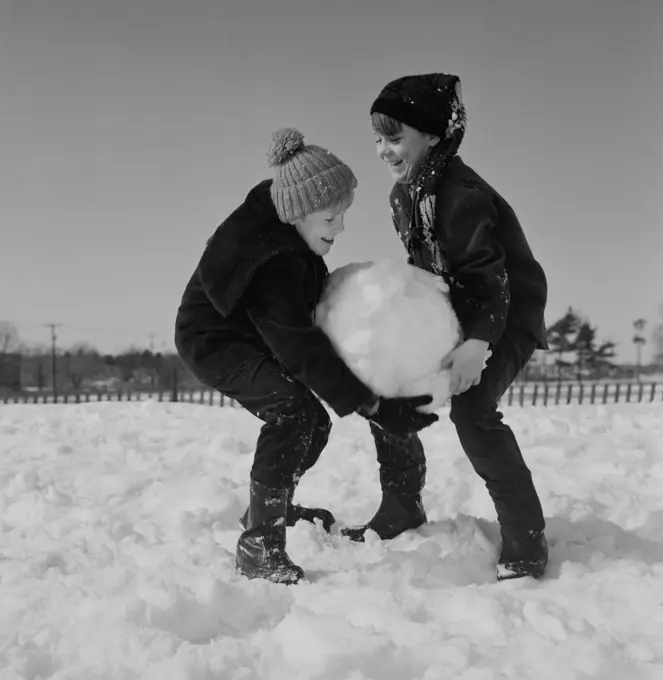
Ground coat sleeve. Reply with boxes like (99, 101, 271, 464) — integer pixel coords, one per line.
(438, 185, 510, 345)
(195, 231, 235, 318)
(242, 254, 375, 417)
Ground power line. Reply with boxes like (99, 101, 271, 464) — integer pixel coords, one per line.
(13, 318, 167, 341)
(6, 317, 173, 353)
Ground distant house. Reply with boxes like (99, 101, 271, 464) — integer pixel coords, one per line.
(89, 377, 123, 391)
(0, 353, 21, 390)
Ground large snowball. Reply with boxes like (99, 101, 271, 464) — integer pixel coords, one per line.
(316, 259, 462, 412)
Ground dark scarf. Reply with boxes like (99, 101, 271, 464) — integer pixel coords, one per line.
(411, 126, 465, 197)
(399, 127, 465, 279)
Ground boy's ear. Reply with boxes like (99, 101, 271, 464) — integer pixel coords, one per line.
(426, 134, 441, 148)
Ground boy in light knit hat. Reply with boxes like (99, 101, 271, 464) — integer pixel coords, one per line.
(175, 128, 438, 585)
(351, 73, 549, 581)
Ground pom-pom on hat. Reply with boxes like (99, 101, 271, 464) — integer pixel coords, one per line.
(267, 127, 357, 224)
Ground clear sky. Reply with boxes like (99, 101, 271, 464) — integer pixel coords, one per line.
(2, 0, 662, 361)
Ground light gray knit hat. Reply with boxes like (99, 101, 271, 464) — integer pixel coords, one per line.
(267, 127, 358, 223)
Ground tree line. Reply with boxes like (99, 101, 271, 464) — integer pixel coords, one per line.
(1, 309, 663, 394)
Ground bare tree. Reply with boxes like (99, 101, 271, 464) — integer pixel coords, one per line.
(19, 345, 48, 389)
(652, 304, 663, 368)
(63, 343, 103, 390)
(0, 321, 23, 389)
(0, 321, 21, 354)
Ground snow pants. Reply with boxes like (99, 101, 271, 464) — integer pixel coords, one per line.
(370, 423, 427, 497)
(448, 326, 545, 539)
(215, 354, 427, 491)
(216, 355, 332, 488)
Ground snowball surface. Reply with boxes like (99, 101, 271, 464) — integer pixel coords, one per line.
(316, 259, 462, 411)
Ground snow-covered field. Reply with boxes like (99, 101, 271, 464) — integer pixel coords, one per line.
(1, 401, 662, 679)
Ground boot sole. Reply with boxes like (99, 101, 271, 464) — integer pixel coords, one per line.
(342, 516, 426, 542)
(496, 561, 546, 581)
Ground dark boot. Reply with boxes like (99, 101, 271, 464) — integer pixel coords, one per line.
(239, 467, 335, 533)
(236, 479, 305, 585)
(342, 455, 426, 542)
(341, 488, 427, 542)
(239, 501, 335, 533)
(288, 503, 336, 532)
(239, 470, 336, 534)
(497, 529, 548, 581)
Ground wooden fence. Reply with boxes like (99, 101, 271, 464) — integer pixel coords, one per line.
(1, 382, 661, 408)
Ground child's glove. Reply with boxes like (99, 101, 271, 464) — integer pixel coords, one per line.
(358, 394, 438, 437)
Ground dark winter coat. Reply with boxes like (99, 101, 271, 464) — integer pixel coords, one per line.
(390, 156, 548, 349)
(174, 180, 374, 417)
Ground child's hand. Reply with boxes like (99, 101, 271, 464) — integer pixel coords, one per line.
(441, 339, 490, 395)
(431, 275, 449, 294)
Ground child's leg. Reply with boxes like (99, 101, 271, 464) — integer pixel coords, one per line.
(342, 425, 426, 541)
(449, 328, 545, 540)
(294, 405, 332, 482)
(219, 354, 332, 584)
(372, 424, 426, 497)
(223, 356, 332, 489)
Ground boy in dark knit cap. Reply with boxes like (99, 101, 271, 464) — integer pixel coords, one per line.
(174, 128, 438, 585)
(350, 73, 549, 581)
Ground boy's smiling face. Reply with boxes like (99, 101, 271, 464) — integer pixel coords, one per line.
(294, 193, 353, 256)
(374, 123, 440, 184)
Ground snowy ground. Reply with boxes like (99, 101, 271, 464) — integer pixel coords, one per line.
(1, 401, 662, 680)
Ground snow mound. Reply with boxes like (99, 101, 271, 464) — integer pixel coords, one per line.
(1, 401, 663, 678)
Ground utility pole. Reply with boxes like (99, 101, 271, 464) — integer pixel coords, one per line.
(148, 333, 157, 389)
(633, 318, 646, 383)
(45, 323, 61, 400)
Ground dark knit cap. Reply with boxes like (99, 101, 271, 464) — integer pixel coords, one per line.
(370, 73, 466, 141)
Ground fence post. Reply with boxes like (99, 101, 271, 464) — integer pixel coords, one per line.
(637, 382, 644, 403)
(651, 383, 657, 402)
(555, 383, 561, 405)
(543, 382, 548, 406)
(579, 383, 584, 405)
(566, 384, 573, 405)
(590, 383, 596, 404)
(614, 383, 621, 403)
(602, 384, 609, 404)
(625, 383, 633, 403)
(532, 383, 538, 406)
